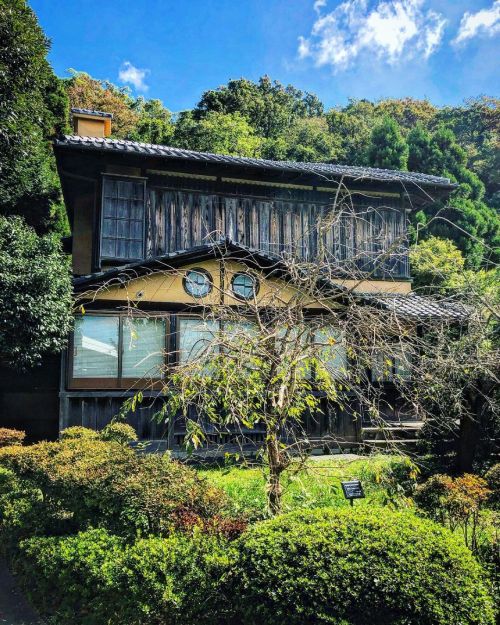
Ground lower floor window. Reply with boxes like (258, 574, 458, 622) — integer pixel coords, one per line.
(72, 315, 165, 385)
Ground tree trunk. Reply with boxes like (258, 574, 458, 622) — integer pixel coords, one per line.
(266, 430, 284, 515)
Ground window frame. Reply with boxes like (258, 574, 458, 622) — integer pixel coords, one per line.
(231, 272, 260, 301)
(182, 268, 214, 299)
(68, 311, 170, 390)
(99, 175, 147, 264)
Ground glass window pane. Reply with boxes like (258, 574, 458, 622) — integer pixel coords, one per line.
(232, 273, 256, 300)
(103, 198, 116, 218)
(117, 219, 130, 239)
(73, 316, 119, 378)
(101, 178, 145, 260)
(178, 318, 219, 363)
(122, 318, 165, 379)
(315, 327, 348, 378)
(371, 350, 393, 382)
(101, 238, 116, 258)
(184, 270, 212, 298)
(102, 218, 116, 238)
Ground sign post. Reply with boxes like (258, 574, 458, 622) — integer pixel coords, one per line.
(341, 480, 365, 506)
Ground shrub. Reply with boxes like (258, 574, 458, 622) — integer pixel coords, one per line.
(230, 507, 495, 625)
(15, 528, 233, 625)
(0, 428, 25, 448)
(415, 473, 491, 551)
(99, 422, 138, 444)
(0, 436, 230, 539)
(60, 426, 99, 441)
(485, 464, 500, 508)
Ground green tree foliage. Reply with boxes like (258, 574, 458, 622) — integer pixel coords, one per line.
(0, 0, 69, 234)
(263, 116, 340, 162)
(195, 75, 323, 139)
(410, 237, 466, 292)
(0, 216, 72, 370)
(172, 110, 261, 156)
(367, 116, 409, 170)
(408, 125, 500, 267)
(128, 97, 174, 145)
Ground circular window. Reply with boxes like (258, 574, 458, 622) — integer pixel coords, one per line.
(183, 269, 213, 298)
(231, 273, 258, 300)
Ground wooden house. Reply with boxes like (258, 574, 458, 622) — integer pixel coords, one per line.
(0, 109, 462, 450)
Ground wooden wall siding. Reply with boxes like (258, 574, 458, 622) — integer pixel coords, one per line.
(138, 187, 409, 278)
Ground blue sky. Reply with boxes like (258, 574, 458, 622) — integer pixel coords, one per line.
(30, 0, 499, 112)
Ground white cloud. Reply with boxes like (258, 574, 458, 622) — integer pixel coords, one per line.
(298, 0, 446, 71)
(452, 1, 500, 46)
(118, 61, 150, 91)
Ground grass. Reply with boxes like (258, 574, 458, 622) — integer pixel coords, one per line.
(199, 453, 414, 518)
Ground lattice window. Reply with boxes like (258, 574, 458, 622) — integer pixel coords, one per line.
(101, 177, 145, 261)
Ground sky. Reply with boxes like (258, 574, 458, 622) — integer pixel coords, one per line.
(30, 0, 500, 112)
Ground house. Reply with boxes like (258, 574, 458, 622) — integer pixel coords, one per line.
(0, 109, 462, 449)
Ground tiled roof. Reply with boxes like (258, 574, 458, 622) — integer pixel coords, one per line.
(70, 108, 113, 118)
(73, 241, 468, 321)
(366, 293, 469, 320)
(55, 135, 455, 189)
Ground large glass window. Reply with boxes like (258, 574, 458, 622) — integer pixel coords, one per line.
(371, 344, 411, 382)
(122, 318, 165, 378)
(73, 315, 119, 378)
(314, 327, 348, 378)
(101, 177, 145, 261)
(178, 318, 219, 364)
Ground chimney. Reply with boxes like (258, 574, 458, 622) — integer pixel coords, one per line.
(71, 108, 112, 138)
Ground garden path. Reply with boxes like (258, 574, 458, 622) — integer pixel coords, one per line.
(0, 560, 43, 625)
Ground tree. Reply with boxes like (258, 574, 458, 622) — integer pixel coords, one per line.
(128, 97, 174, 145)
(172, 111, 262, 157)
(410, 237, 465, 293)
(0, 216, 72, 370)
(409, 126, 500, 268)
(326, 100, 377, 165)
(65, 71, 139, 138)
(270, 117, 341, 163)
(367, 117, 408, 170)
(195, 76, 323, 139)
(0, 0, 69, 234)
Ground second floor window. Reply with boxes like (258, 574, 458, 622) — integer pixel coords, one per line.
(101, 177, 145, 261)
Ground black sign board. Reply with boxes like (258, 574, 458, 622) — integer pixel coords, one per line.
(341, 480, 365, 503)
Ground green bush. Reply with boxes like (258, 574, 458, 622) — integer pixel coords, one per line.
(0, 427, 26, 447)
(230, 507, 495, 625)
(60, 426, 99, 441)
(15, 528, 232, 625)
(485, 464, 500, 508)
(61, 423, 137, 444)
(99, 422, 138, 444)
(0, 436, 230, 539)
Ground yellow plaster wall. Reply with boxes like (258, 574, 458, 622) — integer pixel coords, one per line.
(90, 258, 411, 306)
(74, 118, 106, 138)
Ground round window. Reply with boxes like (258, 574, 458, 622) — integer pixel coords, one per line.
(231, 273, 258, 300)
(183, 269, 213, 298)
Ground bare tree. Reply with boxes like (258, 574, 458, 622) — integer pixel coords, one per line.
(75, 179, 498, 513)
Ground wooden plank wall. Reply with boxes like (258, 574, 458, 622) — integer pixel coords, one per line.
(145, 188, 409, 278)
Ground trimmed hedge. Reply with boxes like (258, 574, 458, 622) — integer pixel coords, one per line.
(15, 528, 232, 625)
(230, 507, 495, 625)
(11, 507, 496, 625)
(0, 435, 230, 541)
